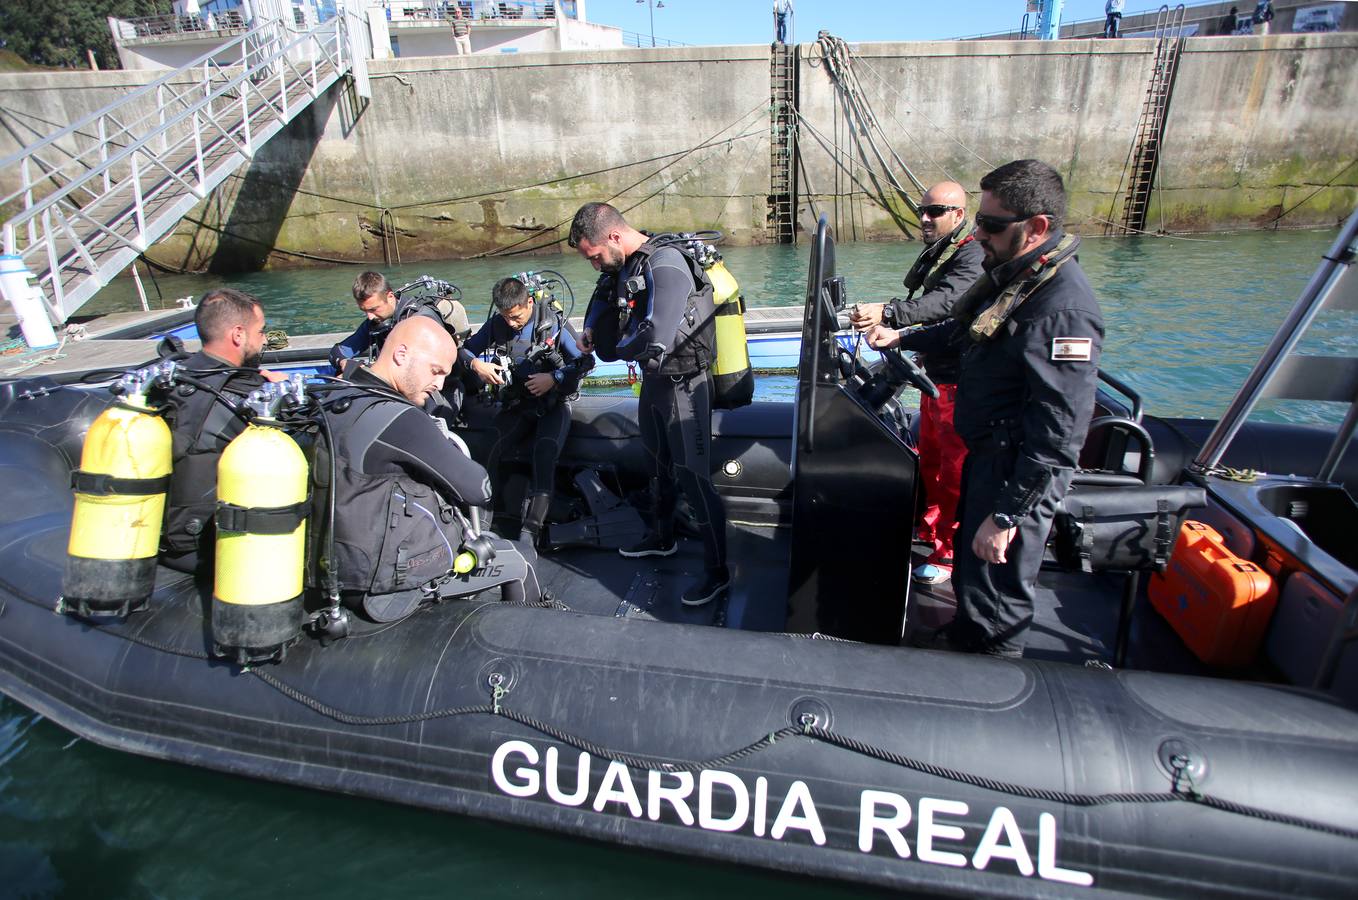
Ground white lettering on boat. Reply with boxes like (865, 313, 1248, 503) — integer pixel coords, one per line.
(489, 740, 1094, 887)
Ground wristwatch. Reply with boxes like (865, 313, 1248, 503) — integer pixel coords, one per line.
(991, 512, 1019, 530)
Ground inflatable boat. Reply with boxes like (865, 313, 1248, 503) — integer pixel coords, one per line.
(0, 216, 1355, 898)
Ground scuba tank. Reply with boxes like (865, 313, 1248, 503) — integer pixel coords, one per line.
(698, 250, 754, 410)
(211, 378, 310, 664)
(63, 365, 174, 617)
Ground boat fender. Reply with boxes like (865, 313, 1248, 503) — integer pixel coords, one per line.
(211, 410, 309, 665)
(63, 379, 173, 618)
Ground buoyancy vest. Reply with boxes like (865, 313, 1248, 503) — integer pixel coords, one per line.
(159, 353, 263, 569)
(324, 389, 466, 595)
(902, 219, 973, 300)
(957, 233, 1081, 342)
(585, 235, 716, 376)
(487, 299, 593, 409)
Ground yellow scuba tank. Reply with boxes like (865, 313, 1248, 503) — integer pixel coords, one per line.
(703, 257, 754, 410)
(64, 374, 173, 617)
(211, 381, 309, 664)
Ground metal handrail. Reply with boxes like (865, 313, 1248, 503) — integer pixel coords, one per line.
(1191, 207, 1358, 473)
(114, 10, 249, 37)
(0, 17, 350, 322)
(0, 24, 283, 179)
(0, 22, 341, 215)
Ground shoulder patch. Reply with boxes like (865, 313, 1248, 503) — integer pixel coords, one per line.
(1051, 337, 1093, 362)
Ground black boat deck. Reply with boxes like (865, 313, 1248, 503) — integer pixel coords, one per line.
(529, 521, 1209, 674)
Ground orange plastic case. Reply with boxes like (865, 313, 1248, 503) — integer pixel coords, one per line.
(1148, 520, 1278, 668)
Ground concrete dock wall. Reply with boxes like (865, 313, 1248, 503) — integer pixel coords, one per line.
(796, 33, 1358, 239)
(0, 32, 1353, 272)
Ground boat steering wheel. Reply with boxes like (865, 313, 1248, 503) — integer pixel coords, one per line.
(878, 346, 939, 399)
(836, 343, 873, 385)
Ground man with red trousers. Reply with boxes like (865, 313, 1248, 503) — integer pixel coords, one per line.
(850, 181, 984, 585)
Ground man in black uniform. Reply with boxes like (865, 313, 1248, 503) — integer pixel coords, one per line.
(160, 288, 282, 575)
(850, 180, 984, 586)
(569, 202, 729, 608)
(463, 276, 593, 546)
(868, 160, 1104, 657)
(326, 316, 542, 617)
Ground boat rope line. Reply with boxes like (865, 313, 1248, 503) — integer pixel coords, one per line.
(137, 105, 768, 274)
(1268, 158, 1358, 228)
(802, 726, 1358, 842)
(848, 53, 996, 173)
(75, 612, 1358, 842)
(473, 102, 769, 259)
(249, 670, 1358, 842)
(207, 115, 772, 215)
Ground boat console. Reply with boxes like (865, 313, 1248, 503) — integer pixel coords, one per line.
(786, 217, 927, 644)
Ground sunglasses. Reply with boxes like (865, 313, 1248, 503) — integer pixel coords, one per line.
(974, 213, 1031, 234)
(918, 204, 960, 218)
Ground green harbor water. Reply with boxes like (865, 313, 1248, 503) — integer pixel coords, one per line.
(1, 227, 1353, 898)
(79, 227, 1353, 423)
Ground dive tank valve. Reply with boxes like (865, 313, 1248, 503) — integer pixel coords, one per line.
(211, 377, 311, 665)
(63, 363, 175, 618)
(453, 532, 497, 575)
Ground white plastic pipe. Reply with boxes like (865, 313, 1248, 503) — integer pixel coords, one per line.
(0, 255, 59, 350)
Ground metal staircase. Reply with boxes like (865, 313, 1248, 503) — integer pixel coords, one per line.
(0, 16, 360, 327)
(1106, 4, 1187, 236)
(768, 41, 798, 244)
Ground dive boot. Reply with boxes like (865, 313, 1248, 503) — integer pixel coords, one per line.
(619, 532, 677, 558)
(517, 491, 552, 548)
(681, 567, 730, 606)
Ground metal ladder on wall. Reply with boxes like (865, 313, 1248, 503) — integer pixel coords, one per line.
(1105, 4, 1187, 236)
(768, 41, 798, 244)
(0, 16, 360, 329)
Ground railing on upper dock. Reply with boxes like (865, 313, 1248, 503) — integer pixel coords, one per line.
(0, 17, 355, 327)
(389, 2, 578, 22)
(113, 10, 249, 39)
(621, 31, 687, 48)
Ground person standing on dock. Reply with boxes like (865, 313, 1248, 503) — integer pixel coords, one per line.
(451, 4, 473, 54)
(868, 160, 1104, 657)
(159, 288, 283, 575)
(850, 181, 984, 586)
(568, 202, 730, 609)
(1252, 1, 1274, 35)
(1104, 0, 1124, 38)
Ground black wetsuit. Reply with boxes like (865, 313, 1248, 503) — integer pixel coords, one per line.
(462, 304, 592, 540)
(159, 350, 265, 575)
(326, 368, 541, 606)
(330, 299, 476, 422)
(329, 298, 444, 370)
(608, 243, 727, 573)
(898, 232, 1104, 653)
